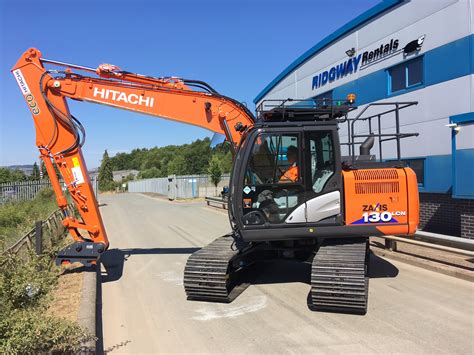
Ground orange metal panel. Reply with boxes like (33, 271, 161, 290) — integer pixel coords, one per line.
(343, 167, 418, 236)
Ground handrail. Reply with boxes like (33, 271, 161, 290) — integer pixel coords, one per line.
(375, 234, 474, 257)
(345, 101, 418, 161)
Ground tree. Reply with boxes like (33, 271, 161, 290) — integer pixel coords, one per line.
(0, 168, 27, 183)
(53, 161, 62, 180)
(138, 167, 161, 179)
(208, 156, 222, 196)
(40, 161, 48, 179)
(31, 162, 40, 180)
(0, 168, 12, 184)
(168, 155, 187, 175)
(98, 150, 114, 191)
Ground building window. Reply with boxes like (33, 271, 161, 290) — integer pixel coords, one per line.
(403, 158, 424, 185)
(388, 57, 423, 94)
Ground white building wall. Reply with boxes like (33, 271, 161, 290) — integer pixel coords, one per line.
(258, 0, 471, 104)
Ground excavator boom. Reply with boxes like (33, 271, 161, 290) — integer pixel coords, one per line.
(12, 48, 254, 263)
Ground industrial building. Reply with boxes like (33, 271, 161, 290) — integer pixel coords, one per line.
(255, 0, 474, 238)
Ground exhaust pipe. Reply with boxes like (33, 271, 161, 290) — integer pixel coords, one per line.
(359, 134, 375, 156)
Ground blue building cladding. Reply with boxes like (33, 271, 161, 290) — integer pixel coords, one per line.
(418, 155, 452, 193)
(256, 37, 474, 198)
(451, 112, 474, 199)
(453, 149, 474, 198)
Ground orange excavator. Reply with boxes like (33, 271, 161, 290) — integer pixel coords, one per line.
(12, 48, 419, 314)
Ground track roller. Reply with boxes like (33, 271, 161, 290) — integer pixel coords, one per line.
(310, 237, 369, 314)
(184, 235, 252, 303)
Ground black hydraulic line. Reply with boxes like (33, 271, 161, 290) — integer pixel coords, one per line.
(182, 79, 218, 94)
(39, 71, 59, 150)
(39, 71, 84, 156)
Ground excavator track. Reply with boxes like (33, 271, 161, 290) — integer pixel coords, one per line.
(184, 235, 250, 303)
(310, 238, 369, 314)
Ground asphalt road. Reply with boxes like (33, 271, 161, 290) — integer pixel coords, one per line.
(99, 193, 474, 354)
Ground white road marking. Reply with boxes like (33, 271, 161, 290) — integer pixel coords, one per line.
(159, 270, 184, 286)
(192, 296, 267, 321)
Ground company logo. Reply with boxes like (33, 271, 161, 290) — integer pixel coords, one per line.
(25, 94, 40, 115)
(403, 35, 425, 56)
(13, 69, 31, 96)
(361, 39, 399, 66)
(93, 87, 155, 108)
(312, 55, 362, 90)
(351, 202, 406, 224)
(311, 36, 424, 91)
(363, 203, 387, 212)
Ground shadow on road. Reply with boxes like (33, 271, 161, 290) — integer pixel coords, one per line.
(249, 260, 312, 285)
(100, 246, 397, 285)
(242, 252, 398, 287)
(369, 252, 399, 278)
(100, 247, 200, 283)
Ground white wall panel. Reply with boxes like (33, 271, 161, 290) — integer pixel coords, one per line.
(259, 0, 472, 104)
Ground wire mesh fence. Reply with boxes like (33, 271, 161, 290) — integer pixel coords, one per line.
(128, 174, 230, 199)
(0, 177, 98, 205)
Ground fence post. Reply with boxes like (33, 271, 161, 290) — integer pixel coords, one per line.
(35, 221, 43, 255)
(385, 239, 397, 252)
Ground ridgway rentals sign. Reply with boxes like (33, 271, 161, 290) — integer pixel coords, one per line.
(311, 36, 425, 91)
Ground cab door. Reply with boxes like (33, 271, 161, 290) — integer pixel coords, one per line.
(299, 127, 343, 225)
(237, 128, 306, 227)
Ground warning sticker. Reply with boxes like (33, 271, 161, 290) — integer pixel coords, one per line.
(243, 198, 252, 208)
(71, 166, 85, 185)
(72, 157, 80, 167)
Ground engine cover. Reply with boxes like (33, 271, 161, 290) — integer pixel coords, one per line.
(342, 167, 419, 235)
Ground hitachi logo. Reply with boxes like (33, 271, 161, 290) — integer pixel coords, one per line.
(93, 87, 155, 108)
(13, 69, 31, 96)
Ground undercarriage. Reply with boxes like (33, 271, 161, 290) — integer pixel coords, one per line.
(184, 236, 369, 314)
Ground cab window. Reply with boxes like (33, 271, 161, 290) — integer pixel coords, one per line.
(309, 131, 335, 193)
(245, 134, 300, 185)
(242, 133, 304, 225)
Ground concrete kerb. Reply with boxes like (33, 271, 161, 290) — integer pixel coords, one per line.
(77, 265, 98, 354)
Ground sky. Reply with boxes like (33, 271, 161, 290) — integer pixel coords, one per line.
(0, 0, 380, 168)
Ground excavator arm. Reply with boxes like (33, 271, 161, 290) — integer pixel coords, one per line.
(11, 48, 255, 264)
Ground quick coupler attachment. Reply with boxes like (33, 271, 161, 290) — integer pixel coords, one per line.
(56, 242, 105, 267)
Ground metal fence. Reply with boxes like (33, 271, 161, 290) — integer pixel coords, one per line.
(1, 205, 74, 258)
(128, 174, 230, 199)
(0, 177, 98, 205)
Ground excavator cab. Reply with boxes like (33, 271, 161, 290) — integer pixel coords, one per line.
(230, 99, 350, 242)
(236, 125, 342, 228)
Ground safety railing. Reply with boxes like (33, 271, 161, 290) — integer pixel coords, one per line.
(376, 231, 474, 257)
(342, 101, 419, 162)
(1, 205, 75, 261)
(205, 196, 228, 210)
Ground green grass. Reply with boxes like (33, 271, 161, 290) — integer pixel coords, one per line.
(0, 188, 58, 251)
